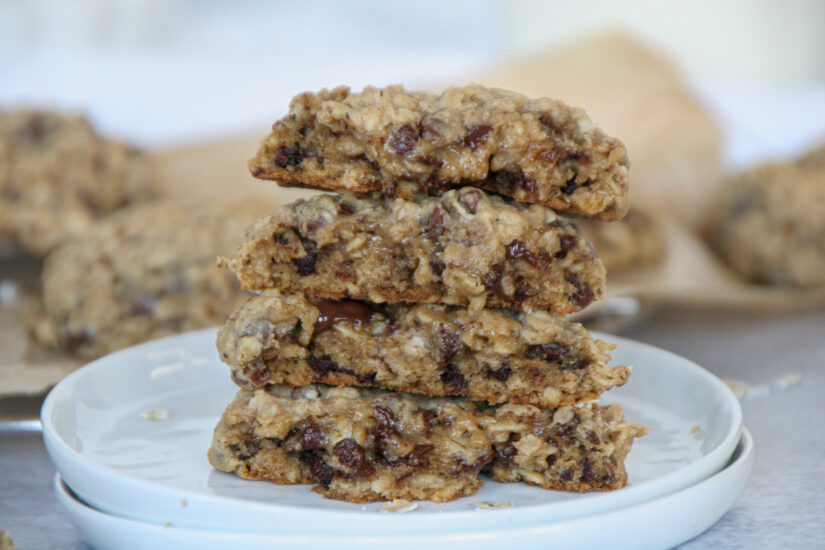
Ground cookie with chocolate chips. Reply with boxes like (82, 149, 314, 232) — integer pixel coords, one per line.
(0, 110, 155, 255)
(217, 290, 630, 408)
(31, 199, 273, 359)
(249, 84, 629, 220)
(709, 162, 825, 287)
(223, 187, 606, 315)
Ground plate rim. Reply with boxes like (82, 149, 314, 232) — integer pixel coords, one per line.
(41, 327, 743, 533)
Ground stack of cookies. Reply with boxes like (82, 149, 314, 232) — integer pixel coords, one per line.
(208, 85, 647, 503)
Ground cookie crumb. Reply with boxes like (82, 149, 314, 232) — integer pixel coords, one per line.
(141, 407, 169, 421)
(181, 498, 188, 508)
(774, 371, 802, 390)
(150, 362, 184, 379)
(690, 425, 701, 434)
(723, 378, 748, 398)
(380, 499, 418, 513)
(164, 522, 173, 528)
(476, 501, 514, 510)
(744, 384, 771, 400)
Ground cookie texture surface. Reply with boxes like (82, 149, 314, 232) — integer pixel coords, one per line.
(218, 291, 629, 408)
(31, 199, 271, 358)
(0, 110, 155, 255)
(224, 188, 606, 315)
(250, 85, 629, 220)
(208, 385, 647, 502)
(709, 163, 825, 287)
(574, 208, 665, 274)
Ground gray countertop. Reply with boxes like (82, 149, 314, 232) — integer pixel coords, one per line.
(2, 306, 824, 549)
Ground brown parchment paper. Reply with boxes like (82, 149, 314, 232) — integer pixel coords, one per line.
(2, 32, 824, 398)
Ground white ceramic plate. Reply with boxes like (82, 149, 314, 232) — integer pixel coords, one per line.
(42, 328, 742, 535)
(54, 428, 754, 550)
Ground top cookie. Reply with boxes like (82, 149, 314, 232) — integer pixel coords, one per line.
(250, 85, 630, 220)
(0, 110, 155, 255)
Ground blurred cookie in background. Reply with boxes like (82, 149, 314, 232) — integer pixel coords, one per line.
(709, 157, 825, 287)
(0, 110, 155, 256)
(29, 199, 272, 359)
(797, 142, 825, 170)
(574, 208, 666, 275)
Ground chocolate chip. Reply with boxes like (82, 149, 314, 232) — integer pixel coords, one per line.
(423, 204, 445, 237)
(244, 435, 261, 457)
(492, 170, 525, 193)
(545, 454, 557, 467)
(566, 275, 596, 308)
(512, 290, 529, 303)
(559, 468, 574, 482)
(483, 262, 504, 291)
(333, 438, 373, 476)
(388, 123, 419, 155)
(273, 232, 289, 245)
(58, 331, 92, 353)
(314, 300, 378, 335)
(373, 405, 397, 433)
(553, 413, 581, 438)
(457, 449, 495, 473)
(274, 145, 306, 168)
(422, 175, 452, 197)
(415, 155, 445, 167)
(419, 117, 444, 139)
(463, 124, 493, 150)
(527, 342, 585, 370)
(440, 364, 467, 394)
(299, 451, 335, 487)
(580, 457, 595, 483)
(458, 188, 482, 213)
(16, 113, 48, 143)
(292, 238, 318, 275)
(308, 356, 338, 377)
(299, 424, 326, 450)
(486, 363, 512, 382)
(130, 292, 157, 315)
(421, 410, 437, 431)
(439, 329, 460, 365)
(561, 178, 579, 195)
(587, 430, 601, 446)
(339, 201, 356, 216)
(306, 217, 326, 233)
(555, 234, 579, 259)
(404, 444, 434, 467)
(538, 112, 557, 133)
(506, 240, 537, 266)
(429, 257, 445, 277)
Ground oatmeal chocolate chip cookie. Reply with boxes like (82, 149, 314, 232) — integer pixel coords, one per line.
(574, 208, 665, 274)
(218, 290, 630, 408)
(0, 110, 155, 255)
(709, 163, 825, 287)
(208, 384, 647, 503)
(223, 188, 606, 314)
(31, 199, 272, 359)
(249, 85, 630, 220)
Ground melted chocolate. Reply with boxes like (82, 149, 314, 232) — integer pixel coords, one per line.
(314, 300, 379, 335)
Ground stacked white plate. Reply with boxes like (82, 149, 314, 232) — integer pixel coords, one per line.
(42, 328, 752, 550)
